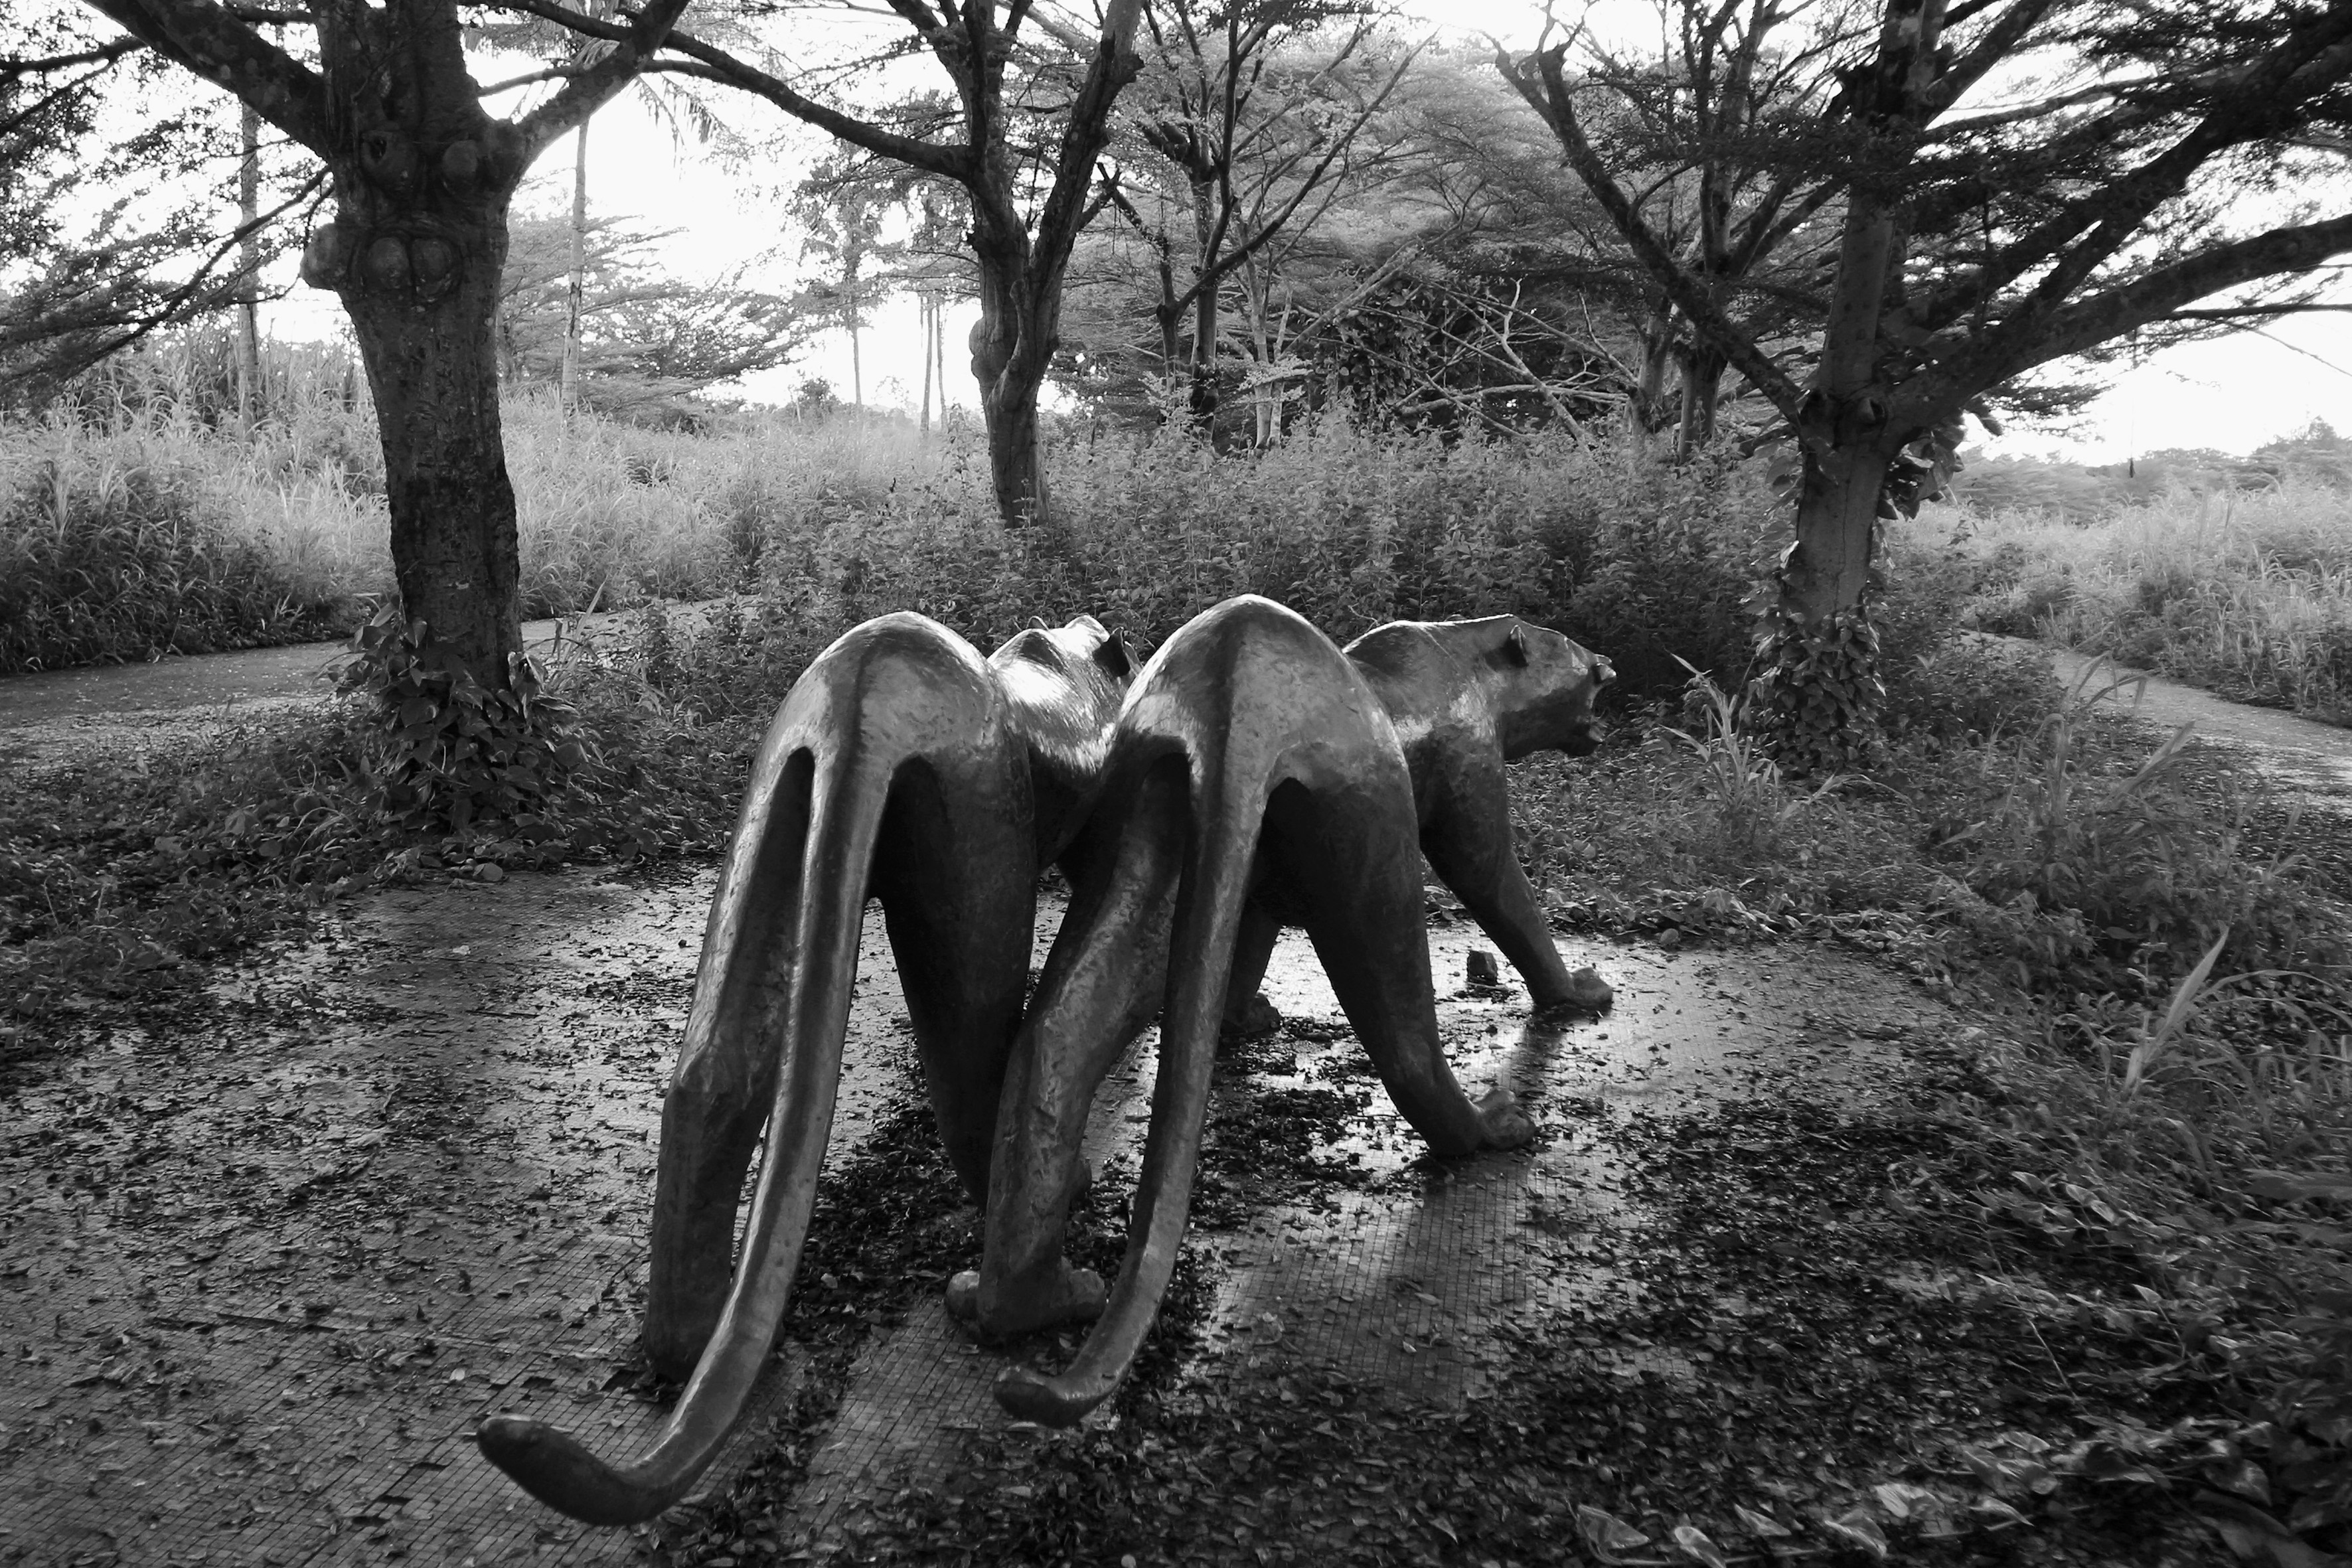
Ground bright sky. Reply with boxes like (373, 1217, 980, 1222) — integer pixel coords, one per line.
(241, 0, 2352, 459)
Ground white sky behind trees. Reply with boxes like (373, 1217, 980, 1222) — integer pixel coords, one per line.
(229, 0, 2352, 459)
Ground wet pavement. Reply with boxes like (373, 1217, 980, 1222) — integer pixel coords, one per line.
(0, 862, 1955, 1565)
(0, 617, 621, 779)
(2044, 642, 2352, 799)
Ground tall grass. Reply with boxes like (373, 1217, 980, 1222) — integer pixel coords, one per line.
(7, 371, 1796, 693)
(1934, 478, 2352, 718)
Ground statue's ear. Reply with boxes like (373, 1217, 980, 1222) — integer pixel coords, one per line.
(1028, 615, 1050, 630)
(1504, 624, 1531, 667)
(1093, 632, 1133, 680)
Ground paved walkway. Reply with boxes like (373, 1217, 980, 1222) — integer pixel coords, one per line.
(2044, 643, 2352, 798)
(0, 617, 624, 777)
(0, 854, 1952, 1565)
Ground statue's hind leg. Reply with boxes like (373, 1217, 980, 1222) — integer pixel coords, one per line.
(871, 759, 1038, 1203)
(1266, 777, 1534, 1156)
(645, 745, 818, 1379)
(953, 759, 1186, 1336)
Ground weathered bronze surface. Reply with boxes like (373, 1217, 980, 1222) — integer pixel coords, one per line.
(947, 595, 1614, 1425)
(477, 612, 1131, 1524)
(1221, 613, 1618, 1027)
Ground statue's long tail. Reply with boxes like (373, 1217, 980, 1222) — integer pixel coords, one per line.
(477, 724, 890, 1525)
(995, 769, 1262, 1427)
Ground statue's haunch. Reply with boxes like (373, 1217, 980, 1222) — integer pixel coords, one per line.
(947, 596, 1614, 1424)
(477, 612, 1131, 1525)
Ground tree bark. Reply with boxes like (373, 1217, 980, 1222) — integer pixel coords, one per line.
(236, 97, 260, 429)
(1783, 436, 1895, 621)
(561, 120, 588, 414)
(1186, 178, 1219, 426)
(297, 90, 532, 686)
(966, 216, 1054, 526)
(919, 294, 934, 435)
(1675, 348, 1725, 458)
(331, 204, 524, 682)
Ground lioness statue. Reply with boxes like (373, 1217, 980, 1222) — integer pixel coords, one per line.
(478, 612, 1131, 1525)
(1221, 612, 1616, 1031)
(948, 596, 1613, 1425)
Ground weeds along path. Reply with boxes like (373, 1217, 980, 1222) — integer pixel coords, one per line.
(2039, 641, 2352, 801)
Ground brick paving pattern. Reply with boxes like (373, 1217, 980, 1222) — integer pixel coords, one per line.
(3, 874, 1948, 1565)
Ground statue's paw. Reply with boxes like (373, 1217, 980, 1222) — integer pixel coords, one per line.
(980, 1265, 1105, 1337)
(951, 1265, 1105, 1337)
(994, 1364, 1096, 1427)
(1535, 966, 1613, 1015)
(1473, 1087, 1537, 1151)
(1217, 991, 1282, 1046)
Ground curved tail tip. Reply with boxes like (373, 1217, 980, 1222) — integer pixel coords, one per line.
(475, 1414, 675, 1528)
(992, 1365, 1108, 1428)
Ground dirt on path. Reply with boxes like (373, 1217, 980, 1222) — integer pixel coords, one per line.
(0, 857, 1954, 1567)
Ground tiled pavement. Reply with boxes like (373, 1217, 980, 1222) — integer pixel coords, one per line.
(2, 873, 1951, 1565)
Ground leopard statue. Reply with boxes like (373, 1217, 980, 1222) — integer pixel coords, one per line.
(947, 595, 1613, 1425)
(477, 611, 1132, 1524)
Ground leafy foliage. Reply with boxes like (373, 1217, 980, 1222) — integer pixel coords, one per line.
(0, 444, 351, 672)
(494, 206, 804, 425)
(337, 605, 591, 839)
(0, 5, 306, 402)
(1746, 603, 1887, 775)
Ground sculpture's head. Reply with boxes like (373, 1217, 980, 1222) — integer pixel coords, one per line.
(992, 614, 1134, 734)
(990, 615, 1138, 860)
(1486, 617, 1612, 759)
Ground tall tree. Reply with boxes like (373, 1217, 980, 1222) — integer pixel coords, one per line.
(521, 0, 1144, 526)
(1503, 0, 2352, 765)
(1558, 0, 1853, 456)
(1097, 0, 1417, 430)
(793, 145, 973, 430)
(792, 171, 888, 411)
(67, 0, 688, 687)
(495, 210, 803, 415)
(2, 4, 296, 400)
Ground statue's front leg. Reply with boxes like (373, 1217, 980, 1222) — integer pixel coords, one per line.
(1421, 771, 1611, 1014)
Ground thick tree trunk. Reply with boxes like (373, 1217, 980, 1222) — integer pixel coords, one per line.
(968, 229, 1056, 528)
(310, 193, 525, 684)
(980, 374, 1048, 527)
(1676, 349, 1724, 458)
(1783, 437, 1893, 622)
(1627, 303, 1674, 461)
(1186, 181, 1219, 427)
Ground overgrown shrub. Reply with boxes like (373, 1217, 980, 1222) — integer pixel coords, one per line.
(1921, 682, 2341, 993)
(0, 444, 353, 671)
(1925, 480, 2352, 720)
(728, 422, 1780, 705)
